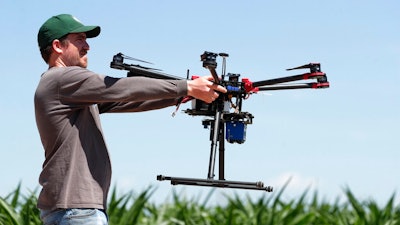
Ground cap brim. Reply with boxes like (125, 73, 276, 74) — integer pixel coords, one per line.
(71, 26, 101, 38)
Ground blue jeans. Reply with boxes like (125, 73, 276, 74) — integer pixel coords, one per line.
(40, 208, 108, 225)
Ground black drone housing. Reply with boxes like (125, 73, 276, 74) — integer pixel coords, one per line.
(109, 51, 329, 193)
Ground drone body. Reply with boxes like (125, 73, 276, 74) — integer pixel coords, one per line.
(110, 51, 329, 192)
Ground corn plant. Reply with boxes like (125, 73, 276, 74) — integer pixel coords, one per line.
(0, 183, 40, 225)
(1, 182, 400, 225)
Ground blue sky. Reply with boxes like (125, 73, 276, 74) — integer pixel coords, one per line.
(1, 0, 399, 205)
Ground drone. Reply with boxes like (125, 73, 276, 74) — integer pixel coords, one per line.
(110, 52, 329, 192)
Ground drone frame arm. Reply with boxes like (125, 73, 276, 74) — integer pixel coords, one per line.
(257, 82, 329, 91)
(251, 72, 326, 87)
(244, 71, 329, 93)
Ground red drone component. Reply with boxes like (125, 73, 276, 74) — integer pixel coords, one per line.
(242, 78, 259, 93)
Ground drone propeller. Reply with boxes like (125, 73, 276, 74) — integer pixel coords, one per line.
(286, 63, 321, 73)
(117, 52, 154, 64)
(111, 52, 163, 71)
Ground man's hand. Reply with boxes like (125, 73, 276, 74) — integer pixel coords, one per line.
(187, 75, 227, 103)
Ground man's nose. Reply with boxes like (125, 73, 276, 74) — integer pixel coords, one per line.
(83, 41, 90, 50)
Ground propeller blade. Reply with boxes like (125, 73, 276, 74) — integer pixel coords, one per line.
(119, 52, 154, 64)
(286, 63, 320, 71)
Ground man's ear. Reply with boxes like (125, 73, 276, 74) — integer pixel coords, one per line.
(52, 39, 64, 54)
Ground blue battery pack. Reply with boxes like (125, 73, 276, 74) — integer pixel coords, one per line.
(225, 121, 246, 144)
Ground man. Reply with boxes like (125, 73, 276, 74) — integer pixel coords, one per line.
(35, 14, 226, 224)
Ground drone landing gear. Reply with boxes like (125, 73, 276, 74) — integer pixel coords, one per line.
(157, 175, 273, 192)
(157, 109, 273, 192)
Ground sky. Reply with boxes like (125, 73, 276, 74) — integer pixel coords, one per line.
(0, 0, 399, 206)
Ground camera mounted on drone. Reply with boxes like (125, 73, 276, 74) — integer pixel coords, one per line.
(110, 51, 329, 192)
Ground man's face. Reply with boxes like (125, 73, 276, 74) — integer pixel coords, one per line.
(59, 33, 90, 68)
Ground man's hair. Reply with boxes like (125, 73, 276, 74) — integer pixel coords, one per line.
(40, 35, 68, 63)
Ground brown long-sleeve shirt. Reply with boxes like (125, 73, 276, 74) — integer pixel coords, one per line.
(34, 66, 187, 210)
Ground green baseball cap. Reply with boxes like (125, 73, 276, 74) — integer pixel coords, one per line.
(38, 14, 101, 50)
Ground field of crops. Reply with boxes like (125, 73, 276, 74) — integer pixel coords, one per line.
(1, 183, 399, 225)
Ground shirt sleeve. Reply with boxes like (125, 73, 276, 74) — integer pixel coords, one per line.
(57, 67, 187, 111)
(97, 98, 179, 113)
